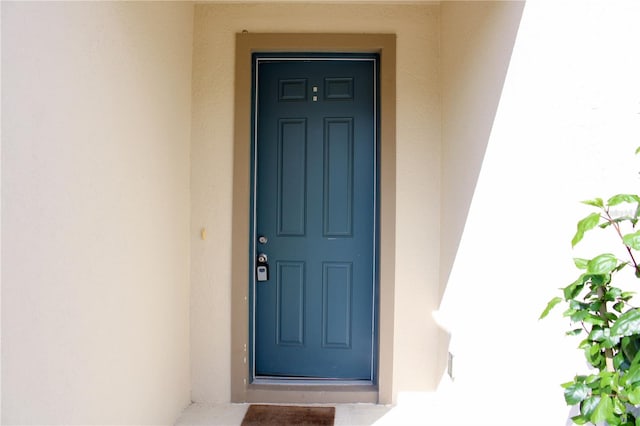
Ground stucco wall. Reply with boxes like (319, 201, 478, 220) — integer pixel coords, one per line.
(1, 2, 193, 423)
(438, 0, 524, 380)
(440, 0, 524, 303)
(191, 3, 441, 402)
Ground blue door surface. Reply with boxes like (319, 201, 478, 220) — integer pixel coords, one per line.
(252, 55, 378, 381)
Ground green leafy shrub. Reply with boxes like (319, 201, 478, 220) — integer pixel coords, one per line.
(541, 170, 640, 425)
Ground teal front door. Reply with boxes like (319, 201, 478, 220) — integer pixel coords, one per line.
(251, 54, 378, 381)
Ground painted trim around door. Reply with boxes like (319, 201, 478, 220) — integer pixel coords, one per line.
(231, 33, 396, 404)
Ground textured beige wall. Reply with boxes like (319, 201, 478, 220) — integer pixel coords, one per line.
(438, 0, 524, 375)
(191, 2, 441, 402)
(440, 1, 524, 299)
(1, 2, 193, 423)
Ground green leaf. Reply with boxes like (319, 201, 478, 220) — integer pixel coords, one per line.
(571, 309, 589, 323)
(614, 302, 625, 313)
(613, 395, 626, 415)
(582, 198, 604, 208)
(568, 274, 592, 299)
(564, 381, 590, 405)
(564, 276, 586, 300)
(622, 335, 640, 363)
(615, 351, 628, 370)
(606, 312, 619, 322)
(540, 296, 563, 319)
(628, 386, 640, 405)
(608, 194, 640, 206)
(579, 339, 592, 350)
(599, 220, 614, 229)
(636, 146, 640, 155)
(589, 328, 605, 340)
(612, 309, 640, 337)
(589, 328, 621, 348)
(589, 273, 610, 286)
(574, 258, 589, 270)
(567, 328, 583, 336)
(573, 213, 602, 247)
(614, 262, 629, 273)
(583, 314, 606, 327)
(606, 287, 623, 302)
(570, 299, 590, 310)
(587, 254, 619, 275)
(630, 348, 640, 369)
(586, 344, 604, 366)
(607, 415, 622, 426)
(600, 371, 616, 390)
(624, 231, 640, 250)
(564, 308, 577, 319)
(571, 414, 589, 425)
(621, 291, 635, 302)
(589, 301, 603, 312)
(625, 363, 640, 386)
(591, 393, 613, 424)
(581, 395, 601, 417)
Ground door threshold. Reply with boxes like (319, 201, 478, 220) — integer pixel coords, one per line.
(253, 377, 374, 386)
(246, 381, 378, 404)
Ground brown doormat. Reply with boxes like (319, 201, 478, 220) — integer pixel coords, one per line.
(241, 404, 335, 426)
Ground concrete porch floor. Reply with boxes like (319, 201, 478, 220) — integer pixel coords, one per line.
(174, 393, 456, 426)
(174, 403, 393, 426)
(175, 379, 461, 425)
